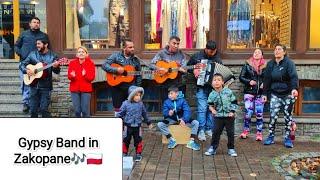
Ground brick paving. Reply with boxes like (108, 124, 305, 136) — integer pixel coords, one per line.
(123, 128, 320, 180)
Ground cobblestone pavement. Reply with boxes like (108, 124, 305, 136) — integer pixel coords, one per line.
(123, 129, 320, 180)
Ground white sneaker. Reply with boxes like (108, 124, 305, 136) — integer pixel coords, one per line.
(205, 130, 213, 137)
(198, 130, 206, 141)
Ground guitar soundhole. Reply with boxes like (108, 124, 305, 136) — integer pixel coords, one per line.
(123, 71, 127, 76)
(34, 69, 38, 74)
(168, 68, 172, 73)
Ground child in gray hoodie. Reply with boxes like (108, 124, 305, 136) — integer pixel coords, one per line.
(116, 86, 152, 162)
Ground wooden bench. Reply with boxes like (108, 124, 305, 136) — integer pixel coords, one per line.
(162, 125, 191, 144)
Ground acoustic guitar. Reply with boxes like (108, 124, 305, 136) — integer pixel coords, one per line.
(106, 63, 153, 86)
(23, 58, 69, 85)
(153, 61, 202, 84)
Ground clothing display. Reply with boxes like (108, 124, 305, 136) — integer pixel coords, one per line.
(196, 0, 210, 48)
(109, 0, 129, 47)
(227, 0, 252, 48)
(148, 0, 209, 48)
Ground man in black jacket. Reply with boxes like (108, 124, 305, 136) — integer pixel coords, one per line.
(15, 17, 49, 113)
(187, 40, 223, 141)
(20, 39, 60, 118)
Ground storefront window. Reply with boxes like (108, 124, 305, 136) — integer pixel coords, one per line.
(302, 87, 320, 114)
(65, 0, 129, 49)
(227, 0, 292, 49)
(144, 0, 210, 49)
(310, 0, 320, 49)
(0, 0, 47, 59)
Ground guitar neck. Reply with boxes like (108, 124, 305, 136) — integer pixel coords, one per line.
(170, 65, 196, 71)
(126, 70, 154, 75)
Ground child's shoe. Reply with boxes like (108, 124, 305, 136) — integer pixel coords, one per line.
(204, 146, 216, 156)
(186, 139, 200, 151)
(167, 137, 177, 149)
(264, 135, 275, 145)
(135, 154, 142, 162)
(284, 137, 293, 148)
(205, 130, 213, 137)
(227, 149, 238, 157)
(240, 130, 249, 139)
(198, 130, 206, 141)
(290, 122, 297, 141)
(255, 132, 263, 141)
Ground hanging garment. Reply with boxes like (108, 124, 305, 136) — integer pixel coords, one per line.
(151, 0, 157, 40)
(227, 0, 252, 47)
(109, 0, 129, 47)
(185, 0, 193, 48)
(160, 0, 189, 48)
(197, 0, 210, 48)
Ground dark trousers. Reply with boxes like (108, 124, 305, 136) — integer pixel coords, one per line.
(71, 92, 91, 117)
(111, 86, 128, 110)
(122, 126, 143, 154)
(29, 87, 51, 118)
(210, 117, 235, 149)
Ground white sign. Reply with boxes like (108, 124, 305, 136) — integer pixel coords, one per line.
(0, 118, 122, 180)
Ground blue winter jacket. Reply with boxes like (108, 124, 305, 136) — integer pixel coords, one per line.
(116, 100, 150, 127)
(163, 93, 191, 123)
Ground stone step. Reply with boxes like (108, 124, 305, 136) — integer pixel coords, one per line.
(0, 111, 29, 118)
(0, 73, 20, 81)
(0, 98, 21, 103)
(0, 59, 19, 63)
(0, 69, 20, 74)
(0, 103, 23, 112)
(0, 81, 21, 91)
(0, 62, 20, 69)
(0, 89, 21, 95)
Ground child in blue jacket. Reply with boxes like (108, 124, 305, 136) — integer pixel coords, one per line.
(117, 86, 152, 162)
(157, 86, 200, 150)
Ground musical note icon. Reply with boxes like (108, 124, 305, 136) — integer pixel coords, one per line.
(71, 152, 86, 165)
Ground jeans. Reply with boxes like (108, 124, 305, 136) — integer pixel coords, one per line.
(196, 88, 214, 131)
(29, 87, 51, 118)
(71, 92, 91, 117)
(19, 63, 30, 105)
(157, 118, 199, 138)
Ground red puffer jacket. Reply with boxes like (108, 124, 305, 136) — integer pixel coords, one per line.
(68, 56, 96, 92)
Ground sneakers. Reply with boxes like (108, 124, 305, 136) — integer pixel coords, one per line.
(198, 130, 206, 141)
(290, 122, 297, 141)
(256, 132, 263, 141)
(167, 138, 177, 149)
(22, 103, 29, 113)
(204, 146, 216, 156)
(240, 130, 249, 139)
(135, 154, 142, 162)
(264, 135, 275, 145)
(186, 140, 200, 151)
(205, 130, 213, 137)
(227, 149, 238, 157)
(284, 137, 293, 148)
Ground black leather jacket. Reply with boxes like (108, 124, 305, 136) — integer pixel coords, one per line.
(20, 50, 60, 90)
(239, 60, 266, 95)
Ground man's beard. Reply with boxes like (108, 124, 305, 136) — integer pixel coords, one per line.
(38, 47, 46, 53)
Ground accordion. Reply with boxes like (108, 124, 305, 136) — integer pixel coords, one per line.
(197, 60, 235, 86)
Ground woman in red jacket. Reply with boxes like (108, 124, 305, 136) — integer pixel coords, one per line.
(68, 46, 96, 117)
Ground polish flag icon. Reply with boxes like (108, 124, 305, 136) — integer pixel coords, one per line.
(86, 153, 103, 165)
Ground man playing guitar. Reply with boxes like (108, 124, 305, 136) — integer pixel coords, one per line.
(150, 36, 187, 90)
(19, 38, 61, 118)
(102, 39, 142, 115)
